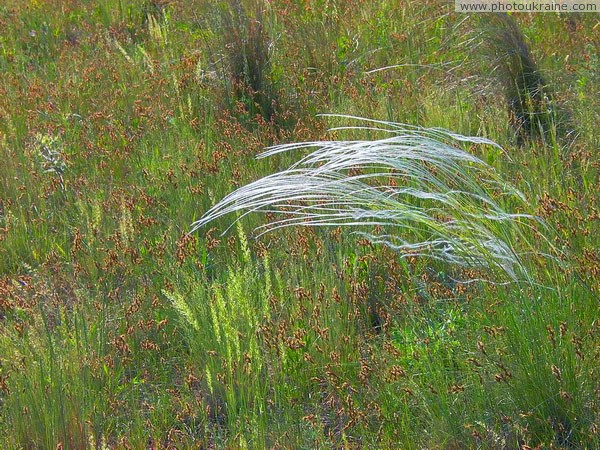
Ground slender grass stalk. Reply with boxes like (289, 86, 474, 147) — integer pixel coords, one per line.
(192, 116, 539, 281)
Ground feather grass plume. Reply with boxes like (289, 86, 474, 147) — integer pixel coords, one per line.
(192, 116, 537, 281)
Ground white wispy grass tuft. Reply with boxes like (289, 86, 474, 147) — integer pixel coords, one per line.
(191, 116, 537, 281)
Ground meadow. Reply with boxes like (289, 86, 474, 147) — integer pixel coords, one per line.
(0, 1, 598, 448)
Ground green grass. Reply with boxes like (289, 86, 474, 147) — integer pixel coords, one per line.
(0, 1, 598, 448)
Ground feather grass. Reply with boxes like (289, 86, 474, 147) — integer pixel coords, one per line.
(192, 116, 539, 281)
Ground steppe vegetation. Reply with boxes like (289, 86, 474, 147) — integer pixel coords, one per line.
(0, 0, 598, 448)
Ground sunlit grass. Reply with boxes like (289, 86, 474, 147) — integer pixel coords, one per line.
(0, 1, 597, 448)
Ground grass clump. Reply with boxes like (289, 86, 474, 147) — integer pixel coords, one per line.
(164, 225, 272, 447)
(483, 14, 569, 146)
(0, 279, 112, 449)
(212, 0, 279, 124)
